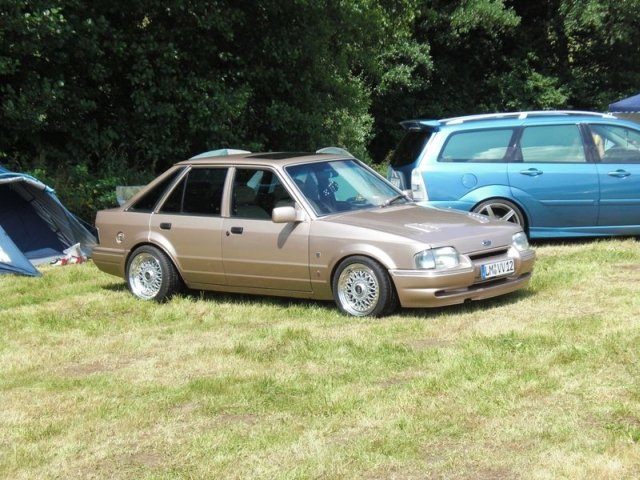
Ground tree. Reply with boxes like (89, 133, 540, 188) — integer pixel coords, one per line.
(3, 0, 640, 218)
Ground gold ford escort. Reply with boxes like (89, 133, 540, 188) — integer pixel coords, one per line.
(93, 151, 535, 316)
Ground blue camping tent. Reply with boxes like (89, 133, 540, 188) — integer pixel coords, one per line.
(0, 165, 96, 276)
(0, 224, 40, 276)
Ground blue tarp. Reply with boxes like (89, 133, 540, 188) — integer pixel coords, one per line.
(608, 93, 640, 113)
(0, 165, 96, 276)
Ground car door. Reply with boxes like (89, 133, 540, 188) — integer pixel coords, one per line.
(508, 123, 599, 228)
(149, 167, 227, 286)
(222, 167, 311, 292)
(588, 123, 640, 227)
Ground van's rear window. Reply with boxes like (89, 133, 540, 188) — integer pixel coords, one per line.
(391, 130, 432, 168)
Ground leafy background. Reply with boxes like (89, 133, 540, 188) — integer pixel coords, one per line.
(2, 0, 639, 220)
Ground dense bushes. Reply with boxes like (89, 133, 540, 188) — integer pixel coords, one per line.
(2, 1, 639, 221)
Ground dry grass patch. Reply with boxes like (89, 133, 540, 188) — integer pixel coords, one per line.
(1, 238, 640, 479)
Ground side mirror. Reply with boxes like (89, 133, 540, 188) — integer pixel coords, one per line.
(272, 206, 303, 223)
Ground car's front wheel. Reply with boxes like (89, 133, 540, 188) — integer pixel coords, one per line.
(473, 199, 526, 227)
(126, 245, 181, 302)
(332, 256, 399, 317)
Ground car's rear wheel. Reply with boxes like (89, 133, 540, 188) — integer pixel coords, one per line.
(332, 256, 399, 317)
(126, 245, 181, 302)
(473, 199, 525, 228)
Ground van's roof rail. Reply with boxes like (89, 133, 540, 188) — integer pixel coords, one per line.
(442, 110, 615, 125)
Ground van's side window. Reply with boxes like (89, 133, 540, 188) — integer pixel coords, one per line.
(439, 129, 513, 163)
(519, 125, 586, 163)
(589, 124, 640, 164)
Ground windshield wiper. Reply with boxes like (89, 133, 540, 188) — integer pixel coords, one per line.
(381, 194, 408, 208)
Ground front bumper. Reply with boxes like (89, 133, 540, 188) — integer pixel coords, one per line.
(389, 249, 535, 308)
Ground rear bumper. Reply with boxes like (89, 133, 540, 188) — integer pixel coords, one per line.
(390, 250, 535, 308)
(92, 247, 126, 278)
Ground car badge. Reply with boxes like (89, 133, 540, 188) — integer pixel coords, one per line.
(482, 240, 492, 247)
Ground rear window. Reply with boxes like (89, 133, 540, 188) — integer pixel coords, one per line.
(439, 129, 514, 162)
(128, 168, 185, 212)
(391, 130, 432, 167)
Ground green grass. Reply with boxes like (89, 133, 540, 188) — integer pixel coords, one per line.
(1, 238, 640, 479)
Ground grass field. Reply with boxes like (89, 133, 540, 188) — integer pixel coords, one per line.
(1, 239, 639, 479)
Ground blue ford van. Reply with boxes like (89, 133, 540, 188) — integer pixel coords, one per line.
(388, 111, 640, 238)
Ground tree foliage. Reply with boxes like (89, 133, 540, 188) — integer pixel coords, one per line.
(1, 0, 639, 220)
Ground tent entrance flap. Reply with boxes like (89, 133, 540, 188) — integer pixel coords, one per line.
(0, 225, 40, 276)
(0, 187, 66, 257)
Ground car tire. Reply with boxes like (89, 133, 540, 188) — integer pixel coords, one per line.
(126, 245, 182, 302)
(332, 256, 399, 317)
(473, 199, 526, 228)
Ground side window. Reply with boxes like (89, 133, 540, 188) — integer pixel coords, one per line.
(161, 177, 186, 213)
(232, 168, 293, 219)
(589, 124, 640, 164)
(519, 125, 586, 163)
(439, 129, 513, 162)
(159, 167, 227, 216)
(128, 168, 185, 212)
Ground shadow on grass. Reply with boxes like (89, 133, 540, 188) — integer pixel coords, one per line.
(186, 285, 533, 320)
(101, 276, 534, 320)
(186, 288, 336, 312)
(530, 236, 639, 248)
(103, 282, 129, 293)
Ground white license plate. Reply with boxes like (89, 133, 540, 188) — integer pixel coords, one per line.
(481, 259, 515, 279)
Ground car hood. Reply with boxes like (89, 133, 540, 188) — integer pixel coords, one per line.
(324, 205, 521, 253)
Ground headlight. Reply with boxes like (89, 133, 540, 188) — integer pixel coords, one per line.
(415, 246, 460, 269)
(512, 232, 530, 252)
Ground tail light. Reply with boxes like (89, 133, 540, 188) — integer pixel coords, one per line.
(411, 169, 428, 201)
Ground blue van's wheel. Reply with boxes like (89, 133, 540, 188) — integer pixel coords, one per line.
(473, 199, 525, 227)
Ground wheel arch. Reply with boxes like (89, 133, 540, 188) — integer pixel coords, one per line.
(327, 243, 398, 285)
(471, 196, 530, 233)
(328, 250, 400, 300)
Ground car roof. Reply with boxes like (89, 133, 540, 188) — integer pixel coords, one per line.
(401, 110, 626, 132)
(176, 152, 353, 168)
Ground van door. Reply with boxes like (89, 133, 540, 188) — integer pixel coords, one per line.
(508, 124, 598, 230)
(588, 123, 640, 228)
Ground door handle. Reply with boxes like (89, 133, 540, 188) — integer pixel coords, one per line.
(160, 222, 172, 230)
(608, 169, 631, 178)
(519, 168, 543, 177)
(229, 226, 244, 235)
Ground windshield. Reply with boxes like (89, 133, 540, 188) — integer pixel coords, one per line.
(286, 159, 408, 216)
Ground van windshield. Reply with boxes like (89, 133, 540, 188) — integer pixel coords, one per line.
(391, 130, 432, 168)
